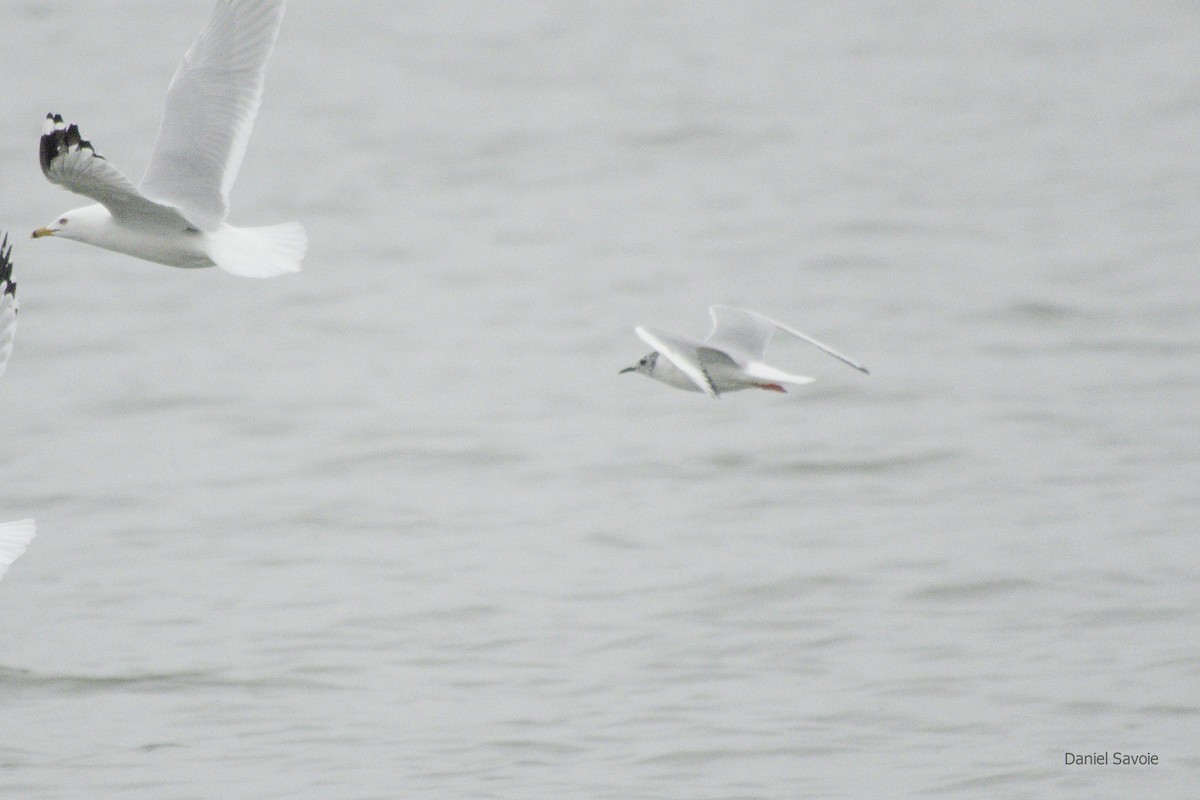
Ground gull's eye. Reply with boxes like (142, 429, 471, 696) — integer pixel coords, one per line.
(58, 218, 68, 225)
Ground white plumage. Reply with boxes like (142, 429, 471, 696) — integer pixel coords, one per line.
(33, 0, 305, 278)
(0, 520, 36, 582)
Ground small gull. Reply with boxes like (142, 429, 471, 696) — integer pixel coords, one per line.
(0, 236, 33, 581)
(621, 305, 868, 399)
(32, 0, 305, 278)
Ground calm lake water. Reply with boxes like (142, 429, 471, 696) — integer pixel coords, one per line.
(1, 2, 1198, 797)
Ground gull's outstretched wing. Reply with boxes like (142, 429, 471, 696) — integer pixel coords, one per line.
(705, 305, 777, 360)
(771, 316, 869, 374)
(709, 305, 869, 374)
(40, 115, 194, 231)
(139, 0, 287, 231)
(0, 520, 35, 581)
(635, 326, 720, 398)
(0, 233, 17, 380)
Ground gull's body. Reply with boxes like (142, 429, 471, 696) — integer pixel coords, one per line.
(621, 305, 868, 399)
(33, 0, 305, 278)
(0, 241, 33, 581)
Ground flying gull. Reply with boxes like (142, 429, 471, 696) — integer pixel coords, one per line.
(33, 0, 305, 278)
(621, 305, 868, 398)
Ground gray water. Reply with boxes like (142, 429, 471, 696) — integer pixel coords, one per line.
(1, 2, 1198, 797)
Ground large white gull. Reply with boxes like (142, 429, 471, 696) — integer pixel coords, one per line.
(32, 0, 305, 278)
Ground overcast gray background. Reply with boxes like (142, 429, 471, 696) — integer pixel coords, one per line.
(1, 1, 1198, 797)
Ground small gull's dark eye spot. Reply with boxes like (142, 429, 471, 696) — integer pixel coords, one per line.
(58, 218, 68, 225)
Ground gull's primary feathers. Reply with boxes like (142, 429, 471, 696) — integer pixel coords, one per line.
(33, 0, 305, 278)
(0, 233, 18, 380)
(0, 520, 36, 582)
(621, 305, 868, 399)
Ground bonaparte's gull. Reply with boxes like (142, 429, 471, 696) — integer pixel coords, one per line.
(621, 305, 868, 399)
(33, 0, 305, 278)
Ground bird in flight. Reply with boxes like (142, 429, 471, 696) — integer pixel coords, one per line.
(622, 305, 868, 399)
(33, 0, 305, 278)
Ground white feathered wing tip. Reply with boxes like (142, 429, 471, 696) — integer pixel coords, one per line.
(0, 519, 35, 581)
(204, 221, 307, 278)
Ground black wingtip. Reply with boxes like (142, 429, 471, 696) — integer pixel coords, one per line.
(39, 113, 64, 174)
(0, 231, 14, 298)
(39, 113, 101, 176)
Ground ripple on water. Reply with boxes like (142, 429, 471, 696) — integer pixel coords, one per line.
(0, 665, 334, 695)
(903, 576, 1045, 603)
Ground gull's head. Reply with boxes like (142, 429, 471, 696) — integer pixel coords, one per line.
(620, 351, 658, 378)
(31, 216, 66, 239)
(33, 205, 108, 243)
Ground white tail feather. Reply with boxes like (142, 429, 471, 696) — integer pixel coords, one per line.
(743, 361, 815, 386)
(204, 222, 306, 278)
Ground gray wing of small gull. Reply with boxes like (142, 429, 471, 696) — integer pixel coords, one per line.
(0, 233, 15, 379)
(705, 305, 777, 360)
(139, 0, 287, 231)
(696, 346, 741, 371)
(635, 326, 720, 399)
(711, 306, 869, 374)
(39, 115, 192, 231)
(0, 520, 35, 581)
